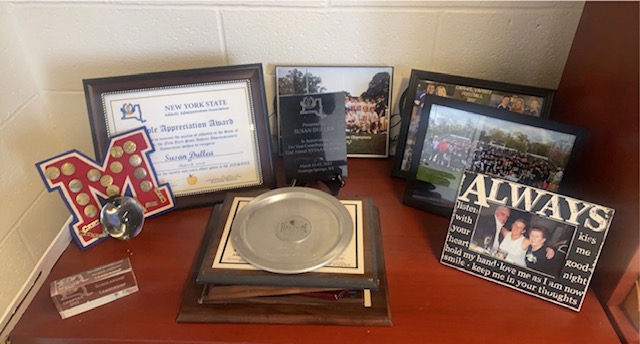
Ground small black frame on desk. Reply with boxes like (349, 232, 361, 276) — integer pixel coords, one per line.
(402, 96, 586, 218)
(83, 64, 276, 209)
(393, 70, 555, 177)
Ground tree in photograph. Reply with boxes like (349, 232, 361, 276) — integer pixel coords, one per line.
(528, 142, 551, 157)
(484, 128, 510, 146)
(277, 69, 326, 95)
(361, 72, 391, 98)
(545, 142, 573, 167)
(504, 132, 528, 152)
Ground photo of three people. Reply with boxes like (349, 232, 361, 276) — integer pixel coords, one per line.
(469, 203, 575, 278)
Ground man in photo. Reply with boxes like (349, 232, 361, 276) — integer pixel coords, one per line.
(549, 167, 564, 192)
(471, 206, 510, 251)
(524, 99, 540, 117)
(497, 95, 511, 110)
(426, 83, 436, 95)
(416, 83, 436, 107)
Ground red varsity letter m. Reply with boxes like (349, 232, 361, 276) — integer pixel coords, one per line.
(37, 128, 174, 249)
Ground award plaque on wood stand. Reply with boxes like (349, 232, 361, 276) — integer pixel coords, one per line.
(196, 191, 379, 290)
(177, 190, 391, 326)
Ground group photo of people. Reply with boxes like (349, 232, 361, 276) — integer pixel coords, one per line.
(470, 204, 575, 278)
(400, 81, 454, 171)
(400, 78, 548, 173)
(414, 103, 575, 199)
(276, 66, 392, 156)
(422, 134, 473, 172)
(491, 94, 545, 117)
(420, 134, 565, 192)
(345, 95, 388, 134)
(413, 81, 453, 109)
(469, 141, 564, 192)
(413, 80, 545, 118)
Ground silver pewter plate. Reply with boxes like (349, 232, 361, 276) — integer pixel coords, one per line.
(230, 187, 353, 274)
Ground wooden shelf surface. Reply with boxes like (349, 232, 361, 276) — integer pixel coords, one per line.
(10, 159, 619, 343)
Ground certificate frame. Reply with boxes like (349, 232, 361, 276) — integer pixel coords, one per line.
(84, 64, 276, 209)
(393, 69, 555, 178)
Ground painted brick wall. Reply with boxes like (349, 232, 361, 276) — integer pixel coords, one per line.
(0, 0, 584, 335)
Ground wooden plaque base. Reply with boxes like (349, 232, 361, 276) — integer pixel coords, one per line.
(176, 202, 391, 326)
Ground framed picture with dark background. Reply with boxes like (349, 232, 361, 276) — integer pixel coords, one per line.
(276, 65, 394, 158)
(393, 70, 555, 177)
(402, 96, 586, 218)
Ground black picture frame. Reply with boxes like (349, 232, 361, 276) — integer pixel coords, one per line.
(275, 65, 394, 158)
(402, 96, 586, 218)
(393, 70, 555, 177)
(84, 64, 276, 209)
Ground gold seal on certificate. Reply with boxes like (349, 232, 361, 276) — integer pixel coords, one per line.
(230, 187, 353, 274)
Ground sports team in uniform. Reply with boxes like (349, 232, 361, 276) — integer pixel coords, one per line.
(345, 96, 388, 134)
(423, 135, 563, 191)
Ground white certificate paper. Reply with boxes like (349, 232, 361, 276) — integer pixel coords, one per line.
(213, 197, 365, 274)
(102, 81, 262, 196)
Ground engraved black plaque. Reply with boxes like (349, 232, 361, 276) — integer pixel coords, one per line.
(280, 92, 348, 183)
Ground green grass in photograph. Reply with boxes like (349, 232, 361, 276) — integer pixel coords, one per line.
(346, 132, 387, 155)
(416, 165, 459, 187)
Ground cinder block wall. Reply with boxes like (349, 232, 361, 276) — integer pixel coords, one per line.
(0, 0, 584, 333)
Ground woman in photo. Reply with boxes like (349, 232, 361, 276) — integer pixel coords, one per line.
(525, 227, 559, 276)
(510, 97, 525, 114)
(436, 85, 448, 97)
(498, 219, 529, 266)
(499, 219, 555, 267)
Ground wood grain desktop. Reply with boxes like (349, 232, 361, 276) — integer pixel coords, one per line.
(10, 159, 619, 343)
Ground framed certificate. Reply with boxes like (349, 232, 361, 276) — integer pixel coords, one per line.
(84, 64, 276, 209)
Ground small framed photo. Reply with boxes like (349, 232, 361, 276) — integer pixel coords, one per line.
(442, 171, 614, 311)
(276, 65, 394, 158)
(393, 70, 555, 177)
(402, 96, 585, 218)
(84, 64, 276, 209)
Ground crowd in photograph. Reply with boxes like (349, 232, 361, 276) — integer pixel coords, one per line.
(423, 135, 563, 191)
(423, 135, 474, 172)
(470, 142, 563, 191)
(345, 96, 388, 134)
